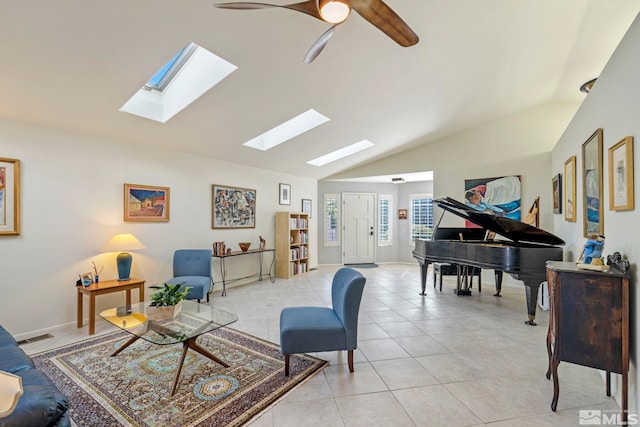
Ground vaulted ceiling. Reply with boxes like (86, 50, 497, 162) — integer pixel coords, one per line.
(1, 1, 638, 180)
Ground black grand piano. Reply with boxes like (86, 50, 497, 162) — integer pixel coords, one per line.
(412, 197, 565, 325)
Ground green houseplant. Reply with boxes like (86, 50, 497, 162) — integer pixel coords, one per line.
(147, 283, 191, 320)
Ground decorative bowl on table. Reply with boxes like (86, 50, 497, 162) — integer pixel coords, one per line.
(238, 242, 251, 252)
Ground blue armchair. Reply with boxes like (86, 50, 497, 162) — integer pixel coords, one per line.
(279, 267, 366, 375)
(166, 249, 213, 303)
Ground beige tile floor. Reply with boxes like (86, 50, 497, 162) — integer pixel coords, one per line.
(22, 264, 622, 426)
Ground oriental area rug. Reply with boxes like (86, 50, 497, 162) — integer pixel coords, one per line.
(31, 328, 327, 426)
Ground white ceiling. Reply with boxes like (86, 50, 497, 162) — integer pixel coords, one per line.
(1, 1, 638, 181)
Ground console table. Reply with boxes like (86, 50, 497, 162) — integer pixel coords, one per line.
(212, 248, 275, 296)
(545, 261, 629, 423)
(77, 278, 145, 335)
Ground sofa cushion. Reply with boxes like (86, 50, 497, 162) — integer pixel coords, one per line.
(0, 346, 35, 373)
(0, 369, 69, 427)
(0, 327, 19, 349)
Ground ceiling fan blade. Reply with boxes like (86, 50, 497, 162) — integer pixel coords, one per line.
(350, 0, 419, 47)
(214, 1, 322, 20)
(304, 24, 339, 64)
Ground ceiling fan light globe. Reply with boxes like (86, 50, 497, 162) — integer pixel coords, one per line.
(319, 0, 350, 24)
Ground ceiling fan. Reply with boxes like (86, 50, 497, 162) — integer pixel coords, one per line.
(213, 0, 419, 63)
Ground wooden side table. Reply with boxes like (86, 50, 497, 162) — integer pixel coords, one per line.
(545, 261, 629, 423)
(77, 278, 145, 335)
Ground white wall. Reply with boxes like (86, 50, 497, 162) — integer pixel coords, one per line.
(328, 102, 580, 233)
(552, 12, 640, 412)
(0, 118, 317, 338)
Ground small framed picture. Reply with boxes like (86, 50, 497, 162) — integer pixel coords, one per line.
(124, 183, 170, 222)
(552, 173, 562, 214)
(279, 183, 291, 205)
(302, 198, 312, 217)
(398, 209, 408, 220)
(608, 136, 634, 211)
(0, 157, 20, 236)
(79, 272, 94, 287)
(564, 155, 577, 222)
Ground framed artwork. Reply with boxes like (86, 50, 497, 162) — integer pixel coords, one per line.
(582, 128, 604, 237)
(212, 184, 256, 229)
(79, 272, 94, 287)
(464, 175, 521, 227)
(398, 209, 408, 220)
(608, 136, 634, 211)
(124, 184, 170, 222)
(552, 173, 562, 214)
(564, 156, 576, 222)
(0, 157, 20, 236)
(279, 183, 291, 205)
(301, 198, 312, 217)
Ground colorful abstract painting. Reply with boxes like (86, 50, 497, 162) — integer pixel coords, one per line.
(212, 184, 256, 229)
(464, 175, 522, 227)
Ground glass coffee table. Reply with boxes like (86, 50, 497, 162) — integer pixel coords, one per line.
(100, 300, 238, 396)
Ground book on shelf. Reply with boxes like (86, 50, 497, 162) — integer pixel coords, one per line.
(289, 217, 308, 229)
(213, 241, 226, 256)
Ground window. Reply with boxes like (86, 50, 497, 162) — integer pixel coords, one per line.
(324, 193, 340, 247)
(120, 42, 237, 123)
(378, 194, 392, 246)
(410, 193, 433, 243)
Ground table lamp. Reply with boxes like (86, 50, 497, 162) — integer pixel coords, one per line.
(102, 233, 145, 281)
(0, 371, 23, 418)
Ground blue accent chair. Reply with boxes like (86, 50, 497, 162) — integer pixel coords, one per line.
(167, 249, 213, 303)
(279, 267, 366, 375)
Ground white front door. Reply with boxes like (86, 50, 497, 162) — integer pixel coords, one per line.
(342, 193, 375, 264)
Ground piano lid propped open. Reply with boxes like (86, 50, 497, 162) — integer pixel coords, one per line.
(436, 197, 565, 246)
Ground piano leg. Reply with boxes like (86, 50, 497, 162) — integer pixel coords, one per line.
(419, 262, 430, 296)
(454, 265, 472, 296)
(523, 280, 540, 326)
(493, 270, 503, 297)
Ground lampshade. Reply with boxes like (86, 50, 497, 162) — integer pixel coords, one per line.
(101, 233, 146, 253)
(0, 371, 23, 418)
(318, 0, 350, 24)
(102, 234, 145, 281)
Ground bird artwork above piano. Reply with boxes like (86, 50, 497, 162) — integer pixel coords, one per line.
(412, 197, 564, 326)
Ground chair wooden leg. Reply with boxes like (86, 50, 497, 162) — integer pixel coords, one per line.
(284, 354, 290, 376)
(197, 298, 201, 303)
(348, 350, 354, 372)
(207, 292, 210, 302)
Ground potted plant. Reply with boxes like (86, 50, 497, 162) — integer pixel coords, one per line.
(147, 282, 191, 320)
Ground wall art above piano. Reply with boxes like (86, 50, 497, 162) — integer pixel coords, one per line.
(464, 175, 522, 226)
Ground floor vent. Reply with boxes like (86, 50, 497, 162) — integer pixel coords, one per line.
(17, 334, 54, 345)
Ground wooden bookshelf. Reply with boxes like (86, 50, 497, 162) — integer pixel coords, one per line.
(275, 212, 310, 279)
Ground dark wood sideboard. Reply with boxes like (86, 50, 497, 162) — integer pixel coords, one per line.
(545, 261, 630, 424)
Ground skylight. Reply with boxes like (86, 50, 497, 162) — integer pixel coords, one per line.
(243, 109, 330, 151)
(307, 140, 375, 166)
(120, 42, 237, 123)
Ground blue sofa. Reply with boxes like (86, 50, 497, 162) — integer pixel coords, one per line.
(0, 326, 70, 427)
